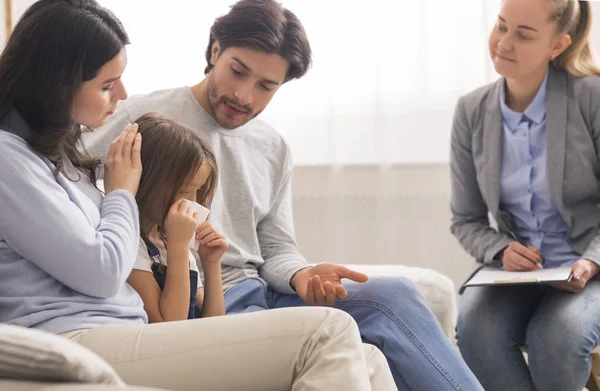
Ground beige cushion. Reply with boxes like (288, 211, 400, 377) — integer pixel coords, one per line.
(0, 324, 124, 387)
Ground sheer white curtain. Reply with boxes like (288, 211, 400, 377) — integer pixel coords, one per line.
(11, 1, 600, 165)
(11, 0, 600, 164)
(96, 0, 500, 165)
(9, 0, 501, 164)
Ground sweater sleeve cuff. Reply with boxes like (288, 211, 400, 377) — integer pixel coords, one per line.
(262, 261, 310, 295)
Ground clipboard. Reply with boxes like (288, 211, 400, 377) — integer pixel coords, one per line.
(462, 266, 573, 288)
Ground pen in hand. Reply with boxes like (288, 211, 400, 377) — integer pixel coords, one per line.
(501, 214, 544, 270)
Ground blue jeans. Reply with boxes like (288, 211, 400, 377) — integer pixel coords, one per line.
(225, 276, 483, 390)
(456, 281, 600, 391)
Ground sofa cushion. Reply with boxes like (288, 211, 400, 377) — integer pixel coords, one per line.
(0, 324, 125, 387)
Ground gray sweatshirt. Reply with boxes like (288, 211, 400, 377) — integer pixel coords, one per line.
(83, 87, 308, 294)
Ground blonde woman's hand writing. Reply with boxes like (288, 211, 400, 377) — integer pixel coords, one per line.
(501, 242, 542, 271)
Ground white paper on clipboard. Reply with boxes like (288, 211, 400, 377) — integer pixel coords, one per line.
(463, 267, 573, 287)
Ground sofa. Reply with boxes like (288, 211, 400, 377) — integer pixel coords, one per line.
(0, 264, 458, 390)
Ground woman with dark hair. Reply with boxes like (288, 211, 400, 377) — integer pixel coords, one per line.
(0, 1, 396, 390)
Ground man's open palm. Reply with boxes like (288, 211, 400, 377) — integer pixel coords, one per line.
(292, 263, 369, 306)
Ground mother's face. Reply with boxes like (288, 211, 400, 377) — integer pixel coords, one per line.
(72, 48, 128, 129)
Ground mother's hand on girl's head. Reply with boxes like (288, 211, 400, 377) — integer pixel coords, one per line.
(103, 123, 142, 196)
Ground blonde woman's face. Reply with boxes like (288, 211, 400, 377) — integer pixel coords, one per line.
(488, 0, 570, 80)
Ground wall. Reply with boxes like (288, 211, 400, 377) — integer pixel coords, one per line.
(0, 0, 28, 48)
(11, 0, 30, 20)
(291, 164, 472, 290)
(592, 1, 600, 47)
(7, 1, 600, 50)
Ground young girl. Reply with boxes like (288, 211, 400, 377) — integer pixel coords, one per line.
(126, 112, 227, 322)
(452, 0, 600, 390)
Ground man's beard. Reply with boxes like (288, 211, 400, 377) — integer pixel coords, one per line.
(206, 72, 261, 129)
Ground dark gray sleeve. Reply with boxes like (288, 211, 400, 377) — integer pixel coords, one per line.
(450, 97, 512, 263)
(581, 77, 600, 265)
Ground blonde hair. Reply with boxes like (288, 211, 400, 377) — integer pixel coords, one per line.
(549, 0, 600, 77)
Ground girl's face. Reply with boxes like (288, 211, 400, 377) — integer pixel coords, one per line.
(72, 48, 128, 128)
(488, 0, 570, 81)
(179, 162, 212, 203)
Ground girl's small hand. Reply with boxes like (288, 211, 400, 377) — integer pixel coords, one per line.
(196, 222, 228, 264)
(164, 199, 198, 248)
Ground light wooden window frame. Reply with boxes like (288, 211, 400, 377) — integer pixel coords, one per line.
(4, 0, 11, 44)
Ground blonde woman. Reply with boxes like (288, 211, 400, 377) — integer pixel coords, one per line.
(451, 0, 600, 390)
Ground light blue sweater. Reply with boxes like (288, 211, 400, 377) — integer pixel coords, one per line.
(0, 110, 147, 334)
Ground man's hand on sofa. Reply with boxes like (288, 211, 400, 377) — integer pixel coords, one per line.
(291, 263, 369, 306)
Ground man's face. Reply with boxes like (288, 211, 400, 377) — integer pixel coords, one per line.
(207, 44, 289, 129)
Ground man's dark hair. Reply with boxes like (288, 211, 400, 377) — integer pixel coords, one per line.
(204, 0, 312, 83)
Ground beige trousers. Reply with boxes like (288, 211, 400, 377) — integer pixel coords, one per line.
(61, 307, 396, 391)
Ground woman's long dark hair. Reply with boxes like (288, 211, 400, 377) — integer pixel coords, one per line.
(0, 0, 129, 183)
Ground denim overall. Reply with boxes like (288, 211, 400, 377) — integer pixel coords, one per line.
(145, 241, 201, 319)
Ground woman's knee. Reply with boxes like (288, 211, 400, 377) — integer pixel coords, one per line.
(298, 307, 361, 340)
(362, 342, 388, 368)
(528, 290, 600, 362)
(527, 315, 597, 361)
(455, 307, 487, 355)
(456, 289, 489, 341)
(362, 343, 396, 389)
(526, 318, 594, 391)
(456, 290, 522, 354)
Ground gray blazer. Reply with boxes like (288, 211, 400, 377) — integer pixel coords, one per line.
(450, 66, 600, 265)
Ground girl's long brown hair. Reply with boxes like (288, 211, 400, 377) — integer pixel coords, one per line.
(134, 113, 218, 241)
